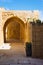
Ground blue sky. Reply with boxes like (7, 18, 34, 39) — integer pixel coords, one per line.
(0, 0, 43, 20)
(0, 0, 43, 10)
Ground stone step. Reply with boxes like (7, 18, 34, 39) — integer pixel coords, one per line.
(0, 63, 31, 65)
(0, 57, 43, 65)
(0, 62, 43, 65)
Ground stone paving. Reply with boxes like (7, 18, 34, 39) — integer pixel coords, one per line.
(0, 54, 43, 65)
(0, 43, 43, 65)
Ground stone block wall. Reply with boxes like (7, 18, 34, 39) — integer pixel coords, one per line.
(30, 23, 43, 58)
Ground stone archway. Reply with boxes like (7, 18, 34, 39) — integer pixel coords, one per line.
(3, 16, 25, 43)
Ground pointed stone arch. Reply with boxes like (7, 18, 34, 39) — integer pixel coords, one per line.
(3, 16, 25, 43)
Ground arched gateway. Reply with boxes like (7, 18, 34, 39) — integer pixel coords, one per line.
(3, 16, 25, 43)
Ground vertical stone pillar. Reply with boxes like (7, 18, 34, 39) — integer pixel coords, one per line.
(25, 22, 32, 43)
(0, 11, 4, 46)
(25, 21, 29, 42)
(0, 28, 4, 45)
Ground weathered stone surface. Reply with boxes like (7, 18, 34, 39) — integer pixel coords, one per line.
(0, 8, 39, 44)
(0, 8, 43, 59)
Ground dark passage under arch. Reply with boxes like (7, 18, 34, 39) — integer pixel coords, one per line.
(3, 16, 25, 43)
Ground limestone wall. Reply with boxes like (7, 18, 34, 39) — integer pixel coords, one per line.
(0, 9, 4, 45)
(0, 8, 39, 53)
(31, 23, 43, 58)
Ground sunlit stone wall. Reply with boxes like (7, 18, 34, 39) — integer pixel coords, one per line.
(0, 8, 43, 58)
(0, 8, 39, 46)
